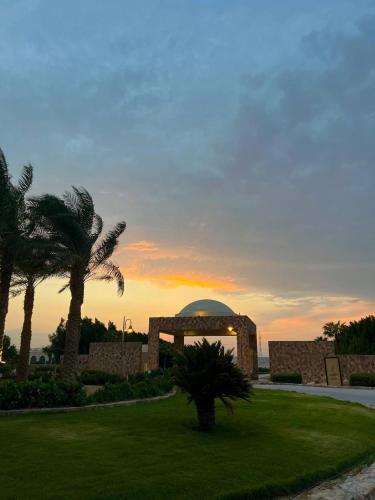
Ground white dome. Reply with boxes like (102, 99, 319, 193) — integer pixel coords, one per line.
(176, 299, 236, 317)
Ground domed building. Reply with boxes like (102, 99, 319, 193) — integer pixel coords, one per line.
(148, 299, 258, 378)
(175, 299, 236, 317)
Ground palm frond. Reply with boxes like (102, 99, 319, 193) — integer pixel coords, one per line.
(91, 260, 124, 295)
(63, 187, 94, 232)
(90, 221, 126, 270)
(16, 164, 33, 195)
(0, 147, 10, 185)
(90, 214, 103, 242)
(58, 282, 70, 294)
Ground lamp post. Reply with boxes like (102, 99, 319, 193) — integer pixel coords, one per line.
(122, 317, 134, 342)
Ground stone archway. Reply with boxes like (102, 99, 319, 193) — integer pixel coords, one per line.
(148, 300, 258, 379)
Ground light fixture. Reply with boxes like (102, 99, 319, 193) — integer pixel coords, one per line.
(227, 326, 234, 333)
(122, 317, 134, 341)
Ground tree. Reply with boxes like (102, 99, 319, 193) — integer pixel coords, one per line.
(31, 187, 126, 379)
(174, 339, 251, 432)
(0, 148, 33, 362)
(159, 340, 176, 369)
(316, 316, 375, 354)
(335, 316, 375, 355)
(11, 237, 58, 381)
(44, 317, 129, 361)
(315, 321, 345, 341)
(44, 318, 67, 363)
(44, 317, 174, 368)
(2, 335, 18, 364)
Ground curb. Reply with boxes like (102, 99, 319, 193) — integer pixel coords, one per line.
(253, 385, 374, 409)
(257, 381, 375, 390)
(0, 389, 177, 417)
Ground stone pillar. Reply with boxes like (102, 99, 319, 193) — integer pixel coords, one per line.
(174, 335, 184, 352)
(237, 327, 258, 379)
(237, 327, 251, 377)
(249, 330, 258, 380)
(148, 319, 160, 370)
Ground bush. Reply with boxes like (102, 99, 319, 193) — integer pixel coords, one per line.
(128, 368, 171, 384)
(271, 372, 302, 384)
(29, 365, 59, 382)
(258, 367, 270, 374)
(0, 364, 15, 380)
(90, 372, 173, 404)
(90, 382, 135, 403)
(349, 373, 375, 387)
(79, 370, 125, 385)
(0, 380, 87, 410)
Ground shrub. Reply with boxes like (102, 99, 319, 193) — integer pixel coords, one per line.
(90, 382, 135, 404)
(128, 368, 171, 384)
(271, 372, 302, 384)
(29, 365, 59, 382)
(0, 380, 87, 410)
(79, 370, 124, 385)
(0, 364, 14, 380)
(349, 373, 375, 387)
(174, 339, 251, 432)
(258, 367, 270, 374)
(90, 373, 173, 404)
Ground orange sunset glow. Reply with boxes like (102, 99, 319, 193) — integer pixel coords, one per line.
(5, 236, 374, 355)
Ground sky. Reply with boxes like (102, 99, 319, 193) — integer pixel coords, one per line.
(1, 0, 375, 354)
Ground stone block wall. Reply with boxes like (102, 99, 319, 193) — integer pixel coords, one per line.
(269, 341, 375, 385)
(77, 342, 143, 377)
(339, 355, 375, 384)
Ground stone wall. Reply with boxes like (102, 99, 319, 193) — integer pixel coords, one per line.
(339, 355, 375, 384)
(269, 341, 375, 385)
(77, 342, 143, 377)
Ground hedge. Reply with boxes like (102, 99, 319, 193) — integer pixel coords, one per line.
(0, 370, 174, 410)
(79, 369, 124, 385)
(349, 373, 375, 387)
(90, 374, 173, 404)
(271, 372, 302, 384)
(0, 380, 87, 410)
(29, 365, 60, 382)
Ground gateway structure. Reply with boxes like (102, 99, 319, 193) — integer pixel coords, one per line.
(148, 299, 258, 378)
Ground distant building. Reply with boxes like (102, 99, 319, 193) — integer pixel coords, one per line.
(29, 347, 49, 365)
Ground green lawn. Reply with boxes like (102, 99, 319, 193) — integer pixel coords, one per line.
(0, 390, 373, 499)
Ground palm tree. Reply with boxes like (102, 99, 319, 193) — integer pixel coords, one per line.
(0, 148, 33, 362)
(12, 237, 58, 381)
(174, 339, 251, 431)
(30, 187, 126, 380)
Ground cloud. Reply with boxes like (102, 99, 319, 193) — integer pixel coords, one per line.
(125, 240, 159, 253)
(120, 240, 241, 292)
(131, 272, 239, 292)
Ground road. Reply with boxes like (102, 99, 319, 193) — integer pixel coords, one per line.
(254, 383, 375, 407)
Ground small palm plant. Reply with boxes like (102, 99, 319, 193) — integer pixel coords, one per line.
(174, 338, 251, 431)
(30, 187, 126, 380)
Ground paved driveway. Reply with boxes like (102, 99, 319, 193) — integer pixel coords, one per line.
(254, 384, 375, 407)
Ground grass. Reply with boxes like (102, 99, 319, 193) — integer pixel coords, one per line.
(0, 389, 373, 499)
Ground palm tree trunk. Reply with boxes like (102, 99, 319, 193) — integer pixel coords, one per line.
(195, 397, 215, 431)
(16, 279, 35, 381)
(61, 270, 84, 380)
(0, 259, 13, 363)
